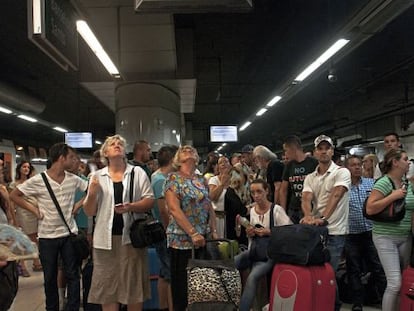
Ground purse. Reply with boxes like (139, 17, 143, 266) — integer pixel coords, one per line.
(248, 204, 274, 262)
(362, 175, 406, 222)
(0, 261, 18, 311)
(41, 173, 90, 260)
(128, 168, 166, 248)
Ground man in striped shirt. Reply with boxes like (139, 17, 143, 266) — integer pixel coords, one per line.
(344, 155, 386, 311)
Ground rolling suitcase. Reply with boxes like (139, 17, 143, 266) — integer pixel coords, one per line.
(269, 263, 335, 311)
(187, 239, 242, 311)
(400, 266, 414, 310)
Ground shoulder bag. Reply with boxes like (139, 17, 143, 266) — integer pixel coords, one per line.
(41, 173, 90, 261)
(248, 204, 274, 262)
(128, 168, 166, 248)
(362, 175, 406, 222)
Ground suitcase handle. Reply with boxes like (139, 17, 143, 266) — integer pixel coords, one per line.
(191, 238, 235, 259)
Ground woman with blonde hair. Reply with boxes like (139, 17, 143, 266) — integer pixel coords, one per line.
(362, 153, 381, 179)
(165, 145, 218, 311)
(84, 134, 154, 311)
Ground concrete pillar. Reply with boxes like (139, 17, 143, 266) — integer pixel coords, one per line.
(116, 82, 181, 152)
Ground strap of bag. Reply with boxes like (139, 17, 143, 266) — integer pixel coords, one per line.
(41, 172, 73, 235)
(129, 167, 135, 203)
(270, 203, 275, 228)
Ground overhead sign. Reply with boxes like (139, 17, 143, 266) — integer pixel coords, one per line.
(28, 0, 78, 71)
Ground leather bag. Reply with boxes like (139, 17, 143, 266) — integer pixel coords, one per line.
(128, 168, 166, 248)
(248, 204, 274, 262)
(363, 175, 406, 222)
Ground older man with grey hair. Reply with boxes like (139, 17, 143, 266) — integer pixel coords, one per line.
(253, 145, 284, 203)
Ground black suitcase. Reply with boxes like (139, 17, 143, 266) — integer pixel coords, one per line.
(82, 258, 102, 311)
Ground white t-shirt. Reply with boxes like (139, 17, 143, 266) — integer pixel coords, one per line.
(302, 161, 351, 235)
(17, 171, 88, 239)
(208, 175, 226, 212)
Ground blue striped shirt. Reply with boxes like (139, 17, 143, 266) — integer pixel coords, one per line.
(348, 177, 374, 234)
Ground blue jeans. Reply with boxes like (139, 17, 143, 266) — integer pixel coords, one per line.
(373, 233, 411, 311)
(345, 231, 386, 305)
(39, 236, 80, 311)
(327, 234, 345, 311)
(154, 239, 171, 281)
(235, 250, 274, 311)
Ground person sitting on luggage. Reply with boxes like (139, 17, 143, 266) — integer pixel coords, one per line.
(365, 148, 413, 311)
(234, 179, 291, 311)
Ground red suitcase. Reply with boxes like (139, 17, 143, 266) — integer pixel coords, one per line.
(400, 266, 414, 310)
(269, 263, 336, 311)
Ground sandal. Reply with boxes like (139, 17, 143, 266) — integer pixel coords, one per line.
(21, 269, 31, 277)
(33, 264, 43, 272)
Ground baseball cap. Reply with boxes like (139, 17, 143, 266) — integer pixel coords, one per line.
(241, 144, 254, 153)
(314, 135, 333, 147)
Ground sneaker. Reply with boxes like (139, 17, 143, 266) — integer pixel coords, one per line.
(352, 304, 363, 311)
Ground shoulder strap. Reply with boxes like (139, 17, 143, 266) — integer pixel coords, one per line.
(41, 172, 73, 235)
(270, 203, 275, 227)
(129, 167, 135, 203)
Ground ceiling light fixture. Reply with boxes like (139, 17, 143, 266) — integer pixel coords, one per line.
(18, 115, 37, 123)
(0, 106, 13, 114)
(76, 20, 120, 76)
(266, 96, 282, 107)
(53, 126, 68, 133)
(256, 108, 267, 116)
(294, 38, 350, 82)
(95, 140, 103, 145)
(239, 121, 252, 131)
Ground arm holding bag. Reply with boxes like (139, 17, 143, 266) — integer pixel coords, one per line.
(267, 224, 330, 265)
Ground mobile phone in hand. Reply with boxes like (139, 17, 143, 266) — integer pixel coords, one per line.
(114, 203, 123, 208)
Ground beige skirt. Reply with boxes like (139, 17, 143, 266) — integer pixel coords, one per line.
(16, 206, 38, 235)
(88, 236, 151, 305)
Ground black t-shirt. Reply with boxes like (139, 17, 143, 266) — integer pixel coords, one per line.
(267, 159, 284, 202)
(224, 188, 248, 246)
(112, 181, 124, 235)
(282, 156, 318, 211)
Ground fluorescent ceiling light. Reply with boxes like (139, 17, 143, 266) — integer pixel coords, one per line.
(256, 108, 267, 116)
(32, 0, 42, 34)
(0, 106, 13, 114)
(18, 115, 37, 123)
(95, 140, 103, 145)
(266, 96, 282, 107)
(76, 20, 120, 76)
(239, 121, 252, 131)
(294, 38, 350, 82)
(53, 126, 68, 133)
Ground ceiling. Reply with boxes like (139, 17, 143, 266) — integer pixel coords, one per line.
(1, 0, 414, 155)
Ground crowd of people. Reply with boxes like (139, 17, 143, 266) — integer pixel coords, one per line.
(0, 131, 412, 311)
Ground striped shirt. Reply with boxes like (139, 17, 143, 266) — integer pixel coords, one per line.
(372, 176, 414, 236)
(18, 171, 88, 239)
(348, 177, 374, 234)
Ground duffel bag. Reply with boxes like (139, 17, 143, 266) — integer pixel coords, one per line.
(267, 224, 330, 265)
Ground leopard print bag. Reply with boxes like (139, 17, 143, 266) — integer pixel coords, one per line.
(187, 258, 241, 310)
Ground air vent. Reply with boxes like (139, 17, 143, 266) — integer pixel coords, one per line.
(135, 0, 253, 13)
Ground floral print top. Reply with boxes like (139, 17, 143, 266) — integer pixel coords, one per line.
(164, 172, 212, 249)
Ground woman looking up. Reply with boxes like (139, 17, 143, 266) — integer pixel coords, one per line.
(164, 145, 218, 311)
(366, 149, 413, 311)
(84, 135, 154, 311)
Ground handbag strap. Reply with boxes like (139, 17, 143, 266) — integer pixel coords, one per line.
(41, 172, 73, 235)
(129, 167, 135, 203)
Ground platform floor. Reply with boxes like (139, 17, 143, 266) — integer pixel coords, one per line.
(10, 262, 382, 311)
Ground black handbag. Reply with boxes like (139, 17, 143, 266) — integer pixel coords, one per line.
(128, 168, 166, 248)
(0, 261, 18, 311)
(267, 224, 330, 266)
(248, 204, 274, 262)
(41, 173, 90, 260)
(362, 175, 406, 222)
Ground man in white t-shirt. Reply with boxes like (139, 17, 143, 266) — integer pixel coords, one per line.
(301, 135, 351, 311)
(10, 143, 88, 311)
